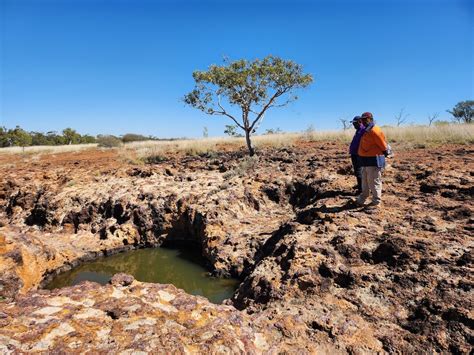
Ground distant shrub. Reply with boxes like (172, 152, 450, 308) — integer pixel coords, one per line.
(433, 120, 450, 126)
(0, 126, 32, 147)
(0, 125, 96, 148)
(143, 154, 168, 164)
(122, 133, 150, 143)
(264, 128, 283, 135)
(224, 125, 243, 137)
(80, 135, 96, 144)
(97, 135, 122, 148)
(223, 156, 259, 179)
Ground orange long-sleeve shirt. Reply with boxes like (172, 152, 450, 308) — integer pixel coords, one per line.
(358, 125, 388, 157)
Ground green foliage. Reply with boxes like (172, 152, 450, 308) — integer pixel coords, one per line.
(31, 132, 53, 146)
(0, 126, 9, 147)
(264, 128, 282, 135)
(433, 120, 451, 126)
(0, 126, 97, 148)
(447, 100, 473, 123)
(80, 134, 97, 144)
(184, 55, 313, 155)
(62, 128, 81, 145)
(121, 133, 150, 143)
(45, 131, 66, 145)
(97, 135, 122, 148)
(63, 128, 81, 144)
(8, 126, 32, 147)
(224, 125, 242, 137)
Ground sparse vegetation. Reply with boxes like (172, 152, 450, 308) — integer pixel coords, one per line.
(224, 125, 242, 137)
(0, 126, 96, 147)
(1, 124, 472, 158)
(184, 55, 313, 155)
(264, 128, 282, 135)
(339, 118, 350, 131)
(395, 108, 410, 127)
(448, 100, 473, 124)
(96, 135, 122, 148)
(383, 123, 474, 145)
(223, 155, 260, 179)
(121, 133, 152, 143)
(427, 112, 439, 126)
(0, 143, 97, 155)
(0, 126, 164, 149)
(128, 125, 472, 163)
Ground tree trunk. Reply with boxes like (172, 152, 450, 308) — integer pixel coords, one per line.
(244, 128, 255, 156)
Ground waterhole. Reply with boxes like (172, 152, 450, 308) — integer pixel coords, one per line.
(45, 247, 239, 304)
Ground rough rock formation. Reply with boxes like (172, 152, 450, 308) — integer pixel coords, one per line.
(1, 273, 321, 353)
(0, 143, 472, 353)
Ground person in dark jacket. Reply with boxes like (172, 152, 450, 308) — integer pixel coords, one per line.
(356, 112, 389, 207)
(349, 116, 365, 194)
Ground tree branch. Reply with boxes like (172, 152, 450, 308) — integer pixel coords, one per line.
(215, 95, 245, 130)
(249, 87, 290, 131)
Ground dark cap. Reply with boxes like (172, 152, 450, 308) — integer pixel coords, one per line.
(352, 116, 361, 123)
(361, 112, 373, 120)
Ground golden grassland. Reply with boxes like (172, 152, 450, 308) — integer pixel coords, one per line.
(122, 124, 474, 162)
(0, 143, 98, 155)
(0, 124, 472, 160)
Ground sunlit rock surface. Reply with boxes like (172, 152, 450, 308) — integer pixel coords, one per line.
(0, 143, 472, 353)
(0, 274, 274, 353)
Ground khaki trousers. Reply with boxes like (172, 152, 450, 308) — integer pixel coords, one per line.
(357, 166, 382, 205)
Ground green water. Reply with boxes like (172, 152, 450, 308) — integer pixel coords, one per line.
(45, 247, 239, 304)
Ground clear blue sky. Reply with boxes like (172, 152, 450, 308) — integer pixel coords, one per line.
(1, 0, 472, 137)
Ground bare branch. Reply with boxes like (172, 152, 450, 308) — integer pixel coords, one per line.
(249, 87, 290, 131)
(339, 118, 350, 131)
(428, 112, 439, 126)
(395, 108, 410, 127)
(215, 95, 245, 130)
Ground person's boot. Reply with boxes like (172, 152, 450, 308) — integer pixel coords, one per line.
(367, 200, 382, 209)
(355, 197, 366, 206)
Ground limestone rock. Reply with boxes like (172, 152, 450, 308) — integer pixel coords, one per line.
(0, 143, 472, 353)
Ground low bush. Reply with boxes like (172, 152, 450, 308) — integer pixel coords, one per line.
(121, 133, 150, 143)
(97, 135, 122, 148)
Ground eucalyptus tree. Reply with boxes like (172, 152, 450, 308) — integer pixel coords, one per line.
(448, 100, 473, 124)
(184, 56, 313, 155)
(62, 128, 81, 145)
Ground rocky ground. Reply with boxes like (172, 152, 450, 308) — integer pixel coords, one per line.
(0, 142, 472, 353)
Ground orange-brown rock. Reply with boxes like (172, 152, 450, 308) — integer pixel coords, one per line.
(0, 143, 472, 353)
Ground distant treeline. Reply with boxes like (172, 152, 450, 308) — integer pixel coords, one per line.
(0, 126, 160, 148)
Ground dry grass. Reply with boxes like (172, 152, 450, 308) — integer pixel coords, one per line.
(382, 124, 474, 145)
(304, 124, 474, 145)
(1, 124, 472, 160)
(303, 130, 353, 143)
(128, 124, 473, 162)
(0, 143, 98, 155)
(120, 133, 301, 163)
(123, 138, 232, 162)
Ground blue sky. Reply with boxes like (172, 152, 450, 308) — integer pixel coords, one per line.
(1, 0, 472, 137)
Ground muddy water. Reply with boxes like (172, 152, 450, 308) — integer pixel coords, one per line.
(45, 247, 239, 304)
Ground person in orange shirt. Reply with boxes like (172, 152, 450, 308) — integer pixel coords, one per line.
(356, 112, 390, 207)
